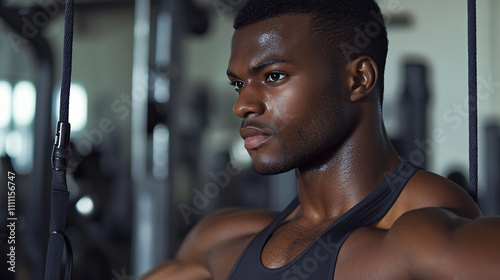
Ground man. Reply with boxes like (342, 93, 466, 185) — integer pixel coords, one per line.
(143, 0, 500, 279)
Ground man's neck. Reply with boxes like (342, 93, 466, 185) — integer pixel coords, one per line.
(293, 119, 401, 223)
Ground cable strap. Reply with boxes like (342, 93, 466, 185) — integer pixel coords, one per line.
(468, 0, 478, 202)
(45, 0, 74, 279)
(59, 0, 74, 123)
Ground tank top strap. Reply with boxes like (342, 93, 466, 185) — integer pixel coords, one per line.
(226, 195, 300, 278)
(324, 161, 420, 276)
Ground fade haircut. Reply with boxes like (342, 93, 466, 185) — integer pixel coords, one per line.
(234, 0, 389, 104)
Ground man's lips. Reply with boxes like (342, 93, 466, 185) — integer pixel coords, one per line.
(240, 126, 272, 150)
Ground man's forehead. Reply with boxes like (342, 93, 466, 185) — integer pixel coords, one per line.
(232, 13, 311, 42)
(257, 29, 282, 48)
(229, 14, 312, 65)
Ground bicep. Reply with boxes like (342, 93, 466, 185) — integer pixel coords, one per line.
(442, 216, 500, 278)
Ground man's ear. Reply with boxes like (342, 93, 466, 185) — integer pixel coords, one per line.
(345, 56, 378, 102)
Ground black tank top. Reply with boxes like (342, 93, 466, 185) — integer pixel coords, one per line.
(226, 162, 420, 280)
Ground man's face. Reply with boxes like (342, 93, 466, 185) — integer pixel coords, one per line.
(227, 14, 351, 175)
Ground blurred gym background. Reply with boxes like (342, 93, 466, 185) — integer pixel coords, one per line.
(0, 0, 499, 279)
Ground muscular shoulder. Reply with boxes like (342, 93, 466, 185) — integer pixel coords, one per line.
(387, 207, 500, 279)
(397, 169, 481, 218)
(176, 207, 279, 264)
(375, 169, 480, 230)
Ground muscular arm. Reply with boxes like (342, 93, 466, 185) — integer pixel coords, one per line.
(140, 210, 228, 280)
(141, 208, 239, 280)
(389, 208, 500, 280)
(141, 260, 211, 280)
(141, 208, 277, 280)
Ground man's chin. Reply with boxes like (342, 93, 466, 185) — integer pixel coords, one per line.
(251, 161, 295, 176)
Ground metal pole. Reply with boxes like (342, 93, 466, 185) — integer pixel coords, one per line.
(130, 0, 152, 276)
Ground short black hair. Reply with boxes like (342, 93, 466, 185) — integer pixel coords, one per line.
(234, 0, 389, 103)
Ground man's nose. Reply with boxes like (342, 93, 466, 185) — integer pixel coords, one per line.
(233, 85, 265, 119)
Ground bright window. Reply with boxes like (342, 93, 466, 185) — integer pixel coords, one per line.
(0, 80, 12, 128)
(12, 81, 36, 127)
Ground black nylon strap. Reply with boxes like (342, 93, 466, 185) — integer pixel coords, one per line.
(468, 0, 478, 202)
(45, 0, 74, 279)
(59, 0, 74, 123)
(45, 173, 73, 280)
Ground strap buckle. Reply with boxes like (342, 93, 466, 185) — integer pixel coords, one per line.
(51, 121, 72, 172)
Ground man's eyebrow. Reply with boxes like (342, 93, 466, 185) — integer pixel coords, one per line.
(226, 59, 288, 78)
(249, 59, 287, 75)
(227, 69, 238, 78)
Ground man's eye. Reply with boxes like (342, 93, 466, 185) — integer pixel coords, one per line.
(266, 73, 286, 83)
(229, 81, 244, 90)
